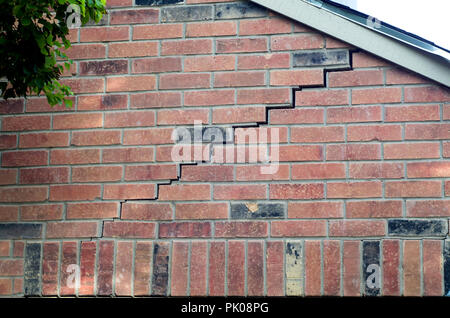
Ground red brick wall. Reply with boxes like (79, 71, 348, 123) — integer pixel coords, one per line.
(0, 0, 449, 297)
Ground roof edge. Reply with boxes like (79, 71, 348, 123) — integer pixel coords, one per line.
(251, 0, 450, 87)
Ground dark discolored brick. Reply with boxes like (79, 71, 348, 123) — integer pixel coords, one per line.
(445, 241, 450, 296)
(161, 6, 213, 23)
(231, 203, 285, 219)
(363, 241, 380, 296)
(293, 50, 350, 68)
(80, 60, 128, 76)
(388, 219, 448, 237)
(24, 243, 42, 296)
(152, 242, 170, 296)
(136, 0, 183, 5)
(215, 2, 267, 20)
(0, 223, 42, 239)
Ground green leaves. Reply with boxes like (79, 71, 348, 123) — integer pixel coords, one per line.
(0, 0, 106, 107)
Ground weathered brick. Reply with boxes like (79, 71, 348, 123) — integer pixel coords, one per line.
(407, 162, 450, 178)
(231, 203, 285, 219)
(80, 26, 129, 42)
(133, 24, 183, 40)
(235, 164, 290, 181)
(209, 241, 226, 296)
(21, 204, 63, 221)
(291, 126, 344, 143)
(272, 220, 326, 237)
(0, 187, 48, 203)
(185, 56, 235, 72)
(271, 34, 324, 51)
(0, 135, 17, 150)
(161, 6, 213, 22)
(238, 88, 290, 104)
(305, 241, 321, 296)
(343, 241, 360, 296)
(285, 241, 303, 296)
(181, 165, 233, 182)
(404, 86, 450, 103)
(19, 132, 69, 149)
(238, 53, 290, 70)
(323, 241, 341, 296)
(227, 241, 245, 296)
(0, 259, 23, 276)
(0, 169, 16, 185)
(270, 183, 324, 200)
(157, 109, 209, 125)
(171, 241, 188, 296)
(215, 71, 265, 87)
(347, 125, 402, 141)
(215, 221, 267, 238)
(213, 106, 266, 124)
(0, 223, 42, 239)
(326, 144, 381, 161)
(115, 241, 133, 296)
(72, 130, 121, 146)
(386, 68, 428, 85)
(103, 221, 155, 239)
(407, 200, 450, 217)
(329, 220, 385, 237)
(19, 167, 67, 185)
(292, 163, 346, 180)
(160, 73, 210, 90)
(97, 241, 114, 296)
(384, 142, 440, 159)
(216, 38, 267, 53)
(327, 181, 382, 198)
(215, 2, 267, 19)
(385, 181, 441, 198)
(176, 203, 227, 220)
(288, 202, 343, 219)
(271, 69, 323, 86)
(0, 206, 19, 222)
(423, 240, 443, 296)
(293, 50, 349, 68)
(191, 241, 208, 296)
(214, 184, 266, 200)
(405, 123, 450, 140)
(103, 184, 156, 200)
(267, 241, 284, 296)
(383, 240, 400, 296)
(124, 128, 174, 145)
(327, 106, 382, 123)
(159, 222, 211, 238)
(47, 222, 98, 239)
(187, 21, 237, 37)
(270, 108, 323, 124)
(349, 162, 403, 179)
(134, 242, 152, 296)
(59, 241, 77, 295)
(110, 8, 159, 24)
(42, 242, 59, 295)
(385, 105, 440, 122)
(109, 42, 158, 58)
(67, 202, 119, 220)
(329, 70, 383, 87)
(388, 219, 447, 237)
(50, 149, 100, 165)
(80, 60, 128, 76)
(247, 241, 264, 296)
(60, 78, 104, 94)
(125, 164, 177, 181)
(352, 52, 390, 68)
(403, 240, 421, 296)
(346, 201, 402, 218)
(103, 147, 154, 163)
(159, 184, 210, 201)
(133, 57, 181, 74)
(352, 87, 402, 104)
(0, 241, 9, 257)
(274, 145, 323, 162)
(107, 75, 156, 92)
(79, 241, 96, 296)
(50, 185, 101, 201)
(2, 115, 50, 132)
(53, 113, 102, 130)
(24, 243, 41, 296)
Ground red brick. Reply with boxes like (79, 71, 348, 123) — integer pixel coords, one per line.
(269, 108, 323, 124)
(109, 42, 158, 58)
(215, 71, 265, 87)
(271, 220, 326, 237)
(327, 106, 382, 123)
(53, 113, 102, 130)
(211, 145, 268, 164)
(47, 222, 98, 238)
(160, 73, 210, 90)
(103, 147, 154, 163)
(406, 200, 450, 217)
(292, 163, 345, 180)
(0, 99, 24, 115)
(110, 8, 158, 24)
(60, 78, 104, 94)
(0, 279, 12, 295)
(50, 149, 100, 165)
(403, 240, 421, 296)
(304, 241, 321, 296)
(19, 132, 69, 149)
(405, 123, 450, 140)
(240, 18, 291, 35)
(60, 241, 77, 295)
(115, 241, 133, 296)
(238, 88, 290, 104)
(13, 241, 24, 257)
(444, 106, 450, 120)
(103, 184, 156, 200)
(184, 56, 235, 72)
(270, 69, 323, 86)
(216, 38, 267, 53)
(25, 97, 74, 112)
(227, 241, 245, 296)
(238, 53, 290, 70)
(171, 241, 189, 296)
(72, 130, 121, 146)
(323, 241, 341, 296)
(349, 162, 403, 179)
(347, 125, 402, 141)
(80, 26, 129, 42)
(295, 89, 348, 106)
(326, 144, 381, 161)
(329, 70, 383, 87)
(184, 90, 235, 107)
(180, 166, 232, 182)
(156, 144, 209, 162)
(0, 169, 16, 185)
(215, 221, 267, 238)
(134, 242, 152, 296)
(385, 105, 440, 122)
(235, 126, 288, 143)
(0, 241, 10, 257)
(125, 164, 177, 181)
(352, 52, 390, 68)
(346, 201, 403, 218)
(0, 187, 47, 203)
(2, 115, 50, 131)
(329, 220, 386, 237)
(187, 21, 236, 37)
(327, 181, 382, 198)
(266, 241, 284, 296)
(124, 128, 174, 145)
(176, 203, 227, 220)
(288, 202, 343, 219)
(407, 162, 450, 178)
(159, 222, 211, 238)
(384, 142, 440, 159)
(445, 142, 450, 158)
(107, 76, 156, 92)
(291, 126, 344, 143)
(72, 166, 122, 183)
(0, 206, 19, 221)
(235, 164, 290, 181)
(21, 204, 63, 221)
(159, 184, 210, 201)
(97, 241, 114, 296)
(42, 242, 59, 295)
(162, 39, 212, 55)
(0, 260, 23, 276)
(325, 36, 351, 48)
(103, 221, 155, 239)
(213, 107, 266, 124)
(214, 184, 266, 200)
(352, 87, 402, 104)
(64, 44, 106, 59)
(382, 240, 400, 296)
(50, 185, 101, 201)
(271, 34, 323, 51)
(247, 241, 264, 296)
(273, 145, 323, 162)
(0, 135, 17, 150)
(132, 57, 181, 74)
(423, 240, 443, 296)
(385, 181, 441, 198)
(209, 241, 225, 296)
(404, 86, 450, 103)
(104, 111, 155, 128)
(79, 241, 96, 296)
(121, 203, 172, 221)
(343, 241, 361, 296)
(133, 24, 183, 40)
(67, 202, 119, 219)
(270, 183, 324, 200)
(131, 92, 182, 109)
(190, 241, 208, 296)
(157, 109, 209, 125)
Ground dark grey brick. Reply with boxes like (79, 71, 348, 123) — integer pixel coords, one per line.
(152, 242, 170, 296)
(445, 241, 450, 296)
(175, 126, 233, 144)
(293, 50, 350, 68)
(388, 219, 448, 237)
(0, 223, 42, 239)
(136, 0, 183, 5)
(231, 203, 285, 219)
(161, 5, 212, 22)
(80, 60, 128, 76)
(24, 243, 42, 296)
(363, 241, 380, 296)
(215, 2, 267, 19)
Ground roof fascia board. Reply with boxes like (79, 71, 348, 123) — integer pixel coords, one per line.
(251, 0, 450, 87)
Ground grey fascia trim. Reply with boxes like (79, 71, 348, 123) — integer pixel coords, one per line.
(251, 0, 450, 87)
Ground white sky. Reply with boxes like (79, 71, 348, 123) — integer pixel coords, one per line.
(335, 0, 450, 50)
